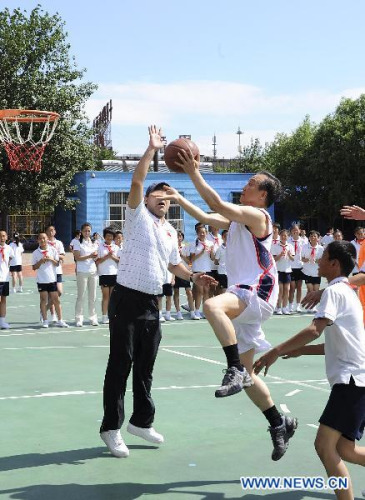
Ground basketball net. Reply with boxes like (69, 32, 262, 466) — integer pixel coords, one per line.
(0, 110, 59, 172)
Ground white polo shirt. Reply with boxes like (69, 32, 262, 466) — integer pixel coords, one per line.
(288, 236, 304, 269)
(73, 239, 98, 273)
(315, 277, 365, 387)
(117, 201, 181, 295)
(271, 242, 295, 273)
(48, 239, 65, 275)
(321, 233, 334, 248)
(207, 232, 223, 271)
(0, 244, 14, 282)
(301, 244, 324, 277)
(189, 239, 214, 272)
(9, 242, 24, 266)
(97, 242, 119, 276)
(32, 246, 59, 284)
(215, 244, 227, 275)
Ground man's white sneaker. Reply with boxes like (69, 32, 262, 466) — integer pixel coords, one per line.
(100, 430, 129, 458)
(176, 311, 184, 320)
(127, 423, 164, 444)
(75, 320, 83, 327)
(57, 320, 70, 328)
(102, 315, 109, 324)
(90, 319, 99, 326)
(165, 314, 175, 321)
(190, 312, 200, 320)
(42, 320, 49, 328)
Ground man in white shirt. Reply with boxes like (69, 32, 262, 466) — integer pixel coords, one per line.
(99, 125, 216, 459)
(321, 227, 334, 248)
(254, 241, 365, 500)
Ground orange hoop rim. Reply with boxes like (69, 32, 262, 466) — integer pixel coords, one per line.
(0, 109, 60, 123)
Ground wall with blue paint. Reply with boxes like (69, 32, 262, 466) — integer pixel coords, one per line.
(55, 171, 275, 245)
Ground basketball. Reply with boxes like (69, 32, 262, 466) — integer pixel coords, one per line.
(164, 138, 200, 173)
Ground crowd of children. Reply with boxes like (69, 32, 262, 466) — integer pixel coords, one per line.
(0, 223, 363, 329)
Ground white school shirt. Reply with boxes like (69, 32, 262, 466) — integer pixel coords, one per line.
(271, 242, 295, 273)
(0, 244, 14, 282)
(315, 277, 365, 387)
(270, 238, 280, 253)
(69, 238, 79, 250)
(300, 236, 308, 245)
(73, 239, 98, 273)
(97, 242, 119, 276)
(48, 239, 65, 275)
(321, 233, 334, 248)
(288, 236, 304, 269)
(351, 239, 363, 273)
(189, 239, 214, 272)
(226, 209, 278, 308)
(9, 242, 24, 266)
(206, 232, 223, 271)
(215, 244, 227, 275)
(32, 246, 59, 284)
(179, 244, 191, 270)
(117, 201, 181, 295)
(301, 244, 324, 277)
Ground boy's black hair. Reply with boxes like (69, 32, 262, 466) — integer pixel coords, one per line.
(103, 227, 115, 238)
(309, 230, 320, 238)
(114, 230, 123, 237)
(177, 230, 185, 239)
(257, 171, 282, 207)
(195, 222, 206, 232)
(273, 222, 281, 230)
(326, 241, 357, 277)
(279, 228, 289, 235)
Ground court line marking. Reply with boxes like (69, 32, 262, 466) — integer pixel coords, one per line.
(0, 385, 220, 401)
(285, 389, 302, 397)
(280, 404, 291, 413)
(161, 348, 330, 393)
(307, 424, 319, 429)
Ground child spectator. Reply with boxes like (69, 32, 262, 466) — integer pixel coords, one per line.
(96, 228, 119, 324)
(272, 229, 295, 314)
(9, 232, 24, 293)
(0, 230, 14, 329)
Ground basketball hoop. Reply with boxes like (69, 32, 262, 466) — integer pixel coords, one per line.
(0, 109, 60, 172)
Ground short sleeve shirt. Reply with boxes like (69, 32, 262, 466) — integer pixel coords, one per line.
(117, 201, 181, 295)
(32, 246, 59, 284)
(48, 239, 65, 274)
(0, 244, 14, 282)
(9, 242, 24, 266)
(315, 277, 365, 387)
(189, 239, 214, 272)
(73, 239, 98, 273)
(97, 242, 119, 276)
(271, 242, 295, 273)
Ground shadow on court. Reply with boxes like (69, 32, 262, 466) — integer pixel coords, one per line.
(0, 446, 158, 471)
(0, 484, 361, 500)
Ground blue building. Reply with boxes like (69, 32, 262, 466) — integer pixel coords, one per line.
(55, 171, 275, 246)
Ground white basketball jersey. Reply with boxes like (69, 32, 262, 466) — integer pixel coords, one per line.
(226, 209, 278, 307)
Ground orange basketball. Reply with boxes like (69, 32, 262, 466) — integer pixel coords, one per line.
(164, 138, 200, 173)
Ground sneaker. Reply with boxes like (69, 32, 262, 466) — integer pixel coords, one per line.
(90, 319, 99, 326)
(127, 423, 164, 444)
(75, 320, 83, 327)
(288, 303, 293, 313)
(57, 320, 70, 328)
(159, 315, 166, 323)
(190, 312, 200, 320)
(274, 308, 279, 315)
(181, 304, 191, 312)
(0, 320, 10, 329)
(269, 415, 298, 461)
(12, 288, 16, 294)
(176, 311, 184, 320)
(17, 287, 23, 293)
(215, 366, 253, 398)
(283, 307, 291, 315)
(199, 311, 206, 319)
(276, 309, 283, 315)
(292, 303, 298, 313)
(42, 320, 49, 328)
(100, 430, 129, 458)
(102, 315, 109, 324)
(50, 313, 58, 323)
(165, 313, 175, 321)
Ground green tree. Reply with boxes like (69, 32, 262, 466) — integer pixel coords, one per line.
(0, 5, 97, 214)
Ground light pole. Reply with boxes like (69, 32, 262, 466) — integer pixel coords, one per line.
(236, 126, 243, 157)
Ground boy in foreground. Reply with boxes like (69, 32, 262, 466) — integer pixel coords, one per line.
(254, 241, 365, 500)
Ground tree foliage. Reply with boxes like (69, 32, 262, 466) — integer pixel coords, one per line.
(0, 5, 97, 213)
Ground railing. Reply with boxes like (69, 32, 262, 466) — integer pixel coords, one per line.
(104, 219, 184, 232)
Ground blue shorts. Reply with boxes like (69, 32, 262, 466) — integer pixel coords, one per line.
(319, 378, 365, 441)
(304, 275, 321, 285)
(291, 268, 304, 282)
(278, 271, 291, 284)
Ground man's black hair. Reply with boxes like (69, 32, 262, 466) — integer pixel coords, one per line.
(257, 171, 282, 207)
(326, 241, 357, 277)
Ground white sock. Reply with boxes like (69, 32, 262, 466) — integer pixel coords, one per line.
(165, 311, 171, 319)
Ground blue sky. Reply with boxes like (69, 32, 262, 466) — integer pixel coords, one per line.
(5, 0, 365, 157)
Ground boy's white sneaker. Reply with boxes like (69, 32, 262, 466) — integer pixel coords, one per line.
(90, 318, 99, 326)
(17, 287, 23, 293)
(165, 313, 175, 321)
(283, 307, 291, 315)
(127, 423, 164, 444)
(176, 311, 184, 320)
(42, 320, 49, 328)
(100, 430, 129, 458)
(0, 320, 10, 329)
(159, 314, 166, 323)
(102, 315, 109, 324)
(190, 312, 200, 320)
(276, 309, 283, 315)
(75, 320, 83, 327)
(57, 320, 70, 328)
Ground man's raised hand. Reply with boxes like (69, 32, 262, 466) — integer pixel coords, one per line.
(148, 125, 165, 150)
(176, 149, 200, 176)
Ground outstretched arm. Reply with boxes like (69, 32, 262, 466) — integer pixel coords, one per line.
(156, 187, 230, 230)
(176, 150, 267, 236)
(128, 125, 164, 209)
(340, 205, 365, 220)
